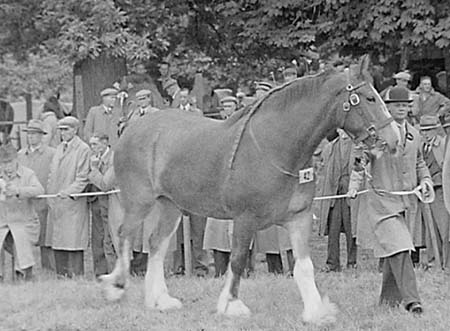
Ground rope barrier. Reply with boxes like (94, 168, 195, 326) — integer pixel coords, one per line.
(313, 185, 433, 203)
(34, 186, 431, 202)
(36, 189, 120, 199)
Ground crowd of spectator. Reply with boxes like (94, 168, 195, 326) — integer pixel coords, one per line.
(1, 61, 449, 297)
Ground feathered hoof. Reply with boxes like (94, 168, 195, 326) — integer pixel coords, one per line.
(100, 274, 126, 302)
(218, 299, 251, 317)
(155, 294, 183, 311)
(302, 296, 338, 325)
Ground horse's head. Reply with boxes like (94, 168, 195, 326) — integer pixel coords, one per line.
(336, 55, 400, 154)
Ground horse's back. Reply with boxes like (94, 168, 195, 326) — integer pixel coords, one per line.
(114, 109, 239, 214)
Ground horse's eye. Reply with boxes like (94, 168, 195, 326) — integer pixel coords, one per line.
(366, 96, 376, 103)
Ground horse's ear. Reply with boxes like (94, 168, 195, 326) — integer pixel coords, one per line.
(359, 54, 374, 84)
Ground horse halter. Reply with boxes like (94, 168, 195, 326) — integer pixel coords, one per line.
(341, 81, 393, 147)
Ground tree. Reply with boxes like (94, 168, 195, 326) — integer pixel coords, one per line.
(2, 0, 450, 105)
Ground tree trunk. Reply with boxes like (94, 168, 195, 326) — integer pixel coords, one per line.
(399, 45, 410, 71)
(73, 53, 127, 125)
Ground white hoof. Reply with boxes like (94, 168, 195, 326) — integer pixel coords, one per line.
(219, 299, 251, 317)
(100, 274, 126, 302)
(155, 294, 183, 311)
(302, 296, 338, 325)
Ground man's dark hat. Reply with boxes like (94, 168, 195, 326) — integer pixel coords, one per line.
(384, 86, 412, 103)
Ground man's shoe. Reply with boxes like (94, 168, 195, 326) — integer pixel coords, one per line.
(406, 302, 423, 314)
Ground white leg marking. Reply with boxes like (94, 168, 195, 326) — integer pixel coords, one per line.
(287, 219, 337, 325)
(101, 239, 130, 302)
(145, 222, 182, 311)
(295, 257, 336, 324)
(217, 264, 251, 316)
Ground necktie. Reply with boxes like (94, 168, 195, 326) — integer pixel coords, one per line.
(399, 123, 406, 146)
(63, 142, 68, 153)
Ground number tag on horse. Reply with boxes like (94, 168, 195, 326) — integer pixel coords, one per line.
(299, 167, 314, 184)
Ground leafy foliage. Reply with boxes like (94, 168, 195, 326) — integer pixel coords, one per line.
(0, 52, 71, 99)
(1, 0, 450, 93)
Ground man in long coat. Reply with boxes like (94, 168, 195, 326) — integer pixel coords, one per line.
(18, 119, 56, 271)
(419, 115, 450, 268)
(0, 144, 44, 280)
(317, 129, 357, 272)
(47, 116, 90, 277)
(349, 86, 432, 314)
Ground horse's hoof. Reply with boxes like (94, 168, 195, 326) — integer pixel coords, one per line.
(100, 274, 126, 302)
(220, 299, 251, 317)
(302, 296, 337, 325)
(156, 294, 183, 311)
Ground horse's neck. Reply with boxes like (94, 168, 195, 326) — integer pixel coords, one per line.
(251, 85, 339, 173)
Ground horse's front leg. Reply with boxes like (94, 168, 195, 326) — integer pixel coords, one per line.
(285, 209, 337, 325)
(217, 216, 255, 316)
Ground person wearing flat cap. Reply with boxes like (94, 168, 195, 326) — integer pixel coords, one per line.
(283, 67, 298, 83)
(124, 89, 160, 128)
(0, 144, 44, 281)
(411, 76, 450, 123)
(380, 71, 412, 101)
(84, 87, 121, 147)
(419, 115, 450, 269)
(219, 96, 238, 119)
(47, 116, 91, 277)
(17, 119, 56, 271)
(255, 81, 273, 99)
(348, 85, 433, 314)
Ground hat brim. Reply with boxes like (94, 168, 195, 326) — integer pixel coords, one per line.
(385, 99, 413, 103)
(57, 125, 72, 129)
(420, 124, 441, 130)
(23, 128, 47, 134)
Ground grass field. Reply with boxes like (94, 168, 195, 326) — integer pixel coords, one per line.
(1, 230, 450, 331)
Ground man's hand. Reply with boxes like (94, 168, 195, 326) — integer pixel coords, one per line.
(56, 191, 70, 199)
(347, 188, 358, 199)
(5, 182, 19, 197)
(90, 155, 100, 169)
(419, 178, 434, 203)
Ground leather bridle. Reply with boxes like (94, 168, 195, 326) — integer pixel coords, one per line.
(341, 82, 394, 148)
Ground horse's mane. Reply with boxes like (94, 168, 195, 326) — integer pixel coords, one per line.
(226, 69, 337, 169)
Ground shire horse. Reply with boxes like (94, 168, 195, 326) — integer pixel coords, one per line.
(102, 56, 399, 324)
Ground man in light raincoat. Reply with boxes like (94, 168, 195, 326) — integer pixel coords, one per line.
(0, 144, 44, 280)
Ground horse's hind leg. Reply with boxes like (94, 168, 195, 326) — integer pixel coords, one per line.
(285, 210, 337, 325)
(145, 197, 182, 310)
(101, 203, 151, 301)
(217, 216, 255, 316)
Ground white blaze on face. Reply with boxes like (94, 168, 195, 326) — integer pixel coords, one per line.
(369, 83, 401, 144)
